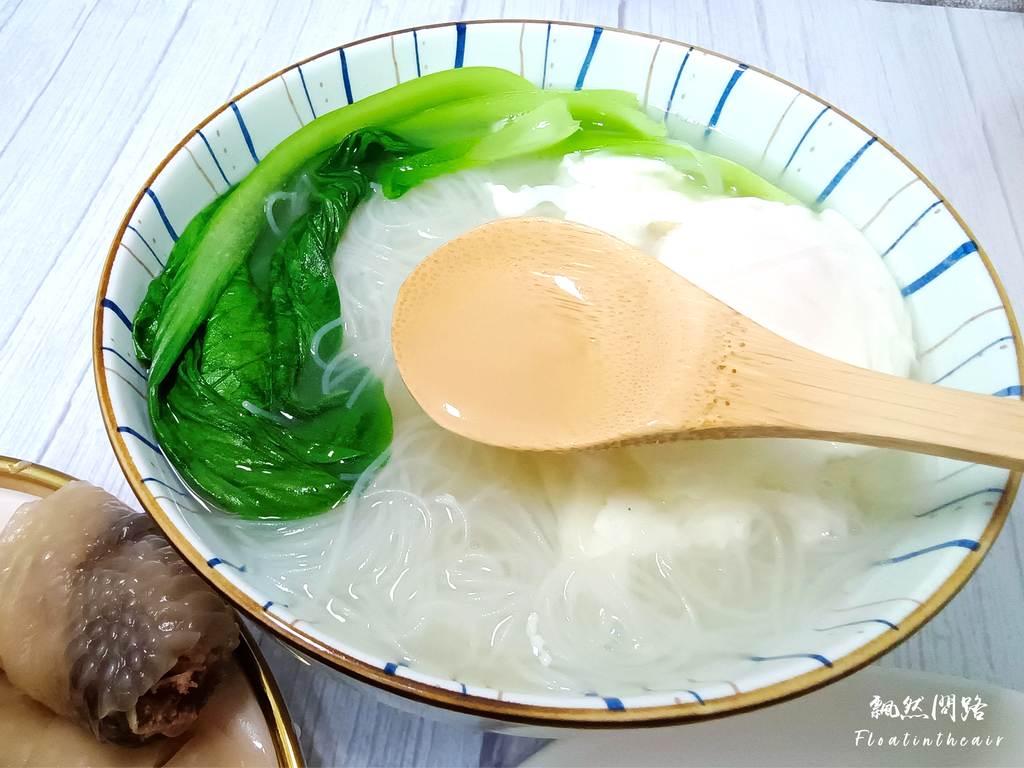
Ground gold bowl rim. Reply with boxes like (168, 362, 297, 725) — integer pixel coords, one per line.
(92, 19, 1022, 728)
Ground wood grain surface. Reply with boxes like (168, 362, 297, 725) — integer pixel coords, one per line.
(0, 1, 1022, 765)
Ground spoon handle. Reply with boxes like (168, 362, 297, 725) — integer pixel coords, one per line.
(724, 343, 1024, 471)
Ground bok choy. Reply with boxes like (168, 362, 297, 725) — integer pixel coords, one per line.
(135, 66, 794, 519)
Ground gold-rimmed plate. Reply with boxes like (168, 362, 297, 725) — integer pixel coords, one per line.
(0, 456, 304, 767)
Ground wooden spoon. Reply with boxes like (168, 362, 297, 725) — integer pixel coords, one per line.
(391, 217, 1024, 469)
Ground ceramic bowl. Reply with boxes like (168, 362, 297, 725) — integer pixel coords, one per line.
(0, 457, 304, 765)
(93, 20, 1022, 731)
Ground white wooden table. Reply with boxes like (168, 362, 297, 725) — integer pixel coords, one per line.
(1, 0, 1022, 765)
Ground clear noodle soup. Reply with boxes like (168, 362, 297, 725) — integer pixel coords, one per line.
(202, 153, 922, 697)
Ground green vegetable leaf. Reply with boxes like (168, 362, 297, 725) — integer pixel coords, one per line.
(148, 67, 535, 390)
(562, 90, 665, 140)
(388, 87, 663, 150)
(153, 342, 374, 518)
(133, 190, 231, 365)
(137, 67, 799, 520)
(149, 131, 408, 519)
(199, 267, 274, 405)
(379, 99, 581, 198)
(469, 98, 580, 161)
(378, 139, 481, 199)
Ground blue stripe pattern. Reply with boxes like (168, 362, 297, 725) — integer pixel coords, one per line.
(144, 188, 178, 241)
(101, 30, 1017, 704)
(230, 102, 259, 164)
(574, 27, 603, 90)
(878, 539, 980, 565)
(454, 23, 467, 68)
(126, 223, 165, 268)
(833, 597, 921, 612)
(664, 47, 693, 122)
(195, 130, 231, 187)
(932, 336, 1014, 385)
(118, 425, 162, 454)
(102, 346, 146, 379)
(900, 241, 978, 297)
(814, 619, 898, 632)
(751, 653, 833, 668)
(142, 476, 188, 496)
(101, 298, 133, 331)
(882, 200, 942, 257)
(339, 49, 354, 104)
(704, 64, 748, 138)
(297, 66, 317, 119)
(541, 23, 551, 89)
(783, 106, 829, 172)
(915, 488, 1003, 518)
(816, 136, 877, 204)
(207, 557, 247, 572)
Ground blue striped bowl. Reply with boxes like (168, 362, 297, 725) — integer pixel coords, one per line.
(94, 20, 1022, 729)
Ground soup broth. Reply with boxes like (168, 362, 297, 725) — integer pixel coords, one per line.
(199, 153, 922, 696)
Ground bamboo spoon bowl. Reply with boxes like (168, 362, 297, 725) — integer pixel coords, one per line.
(393, 217, 1024, 469)
(94, 19, 1022, 731)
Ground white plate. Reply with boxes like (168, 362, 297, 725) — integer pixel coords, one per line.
(0, 486, 37, 529)
(0, 461, 303, 767)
